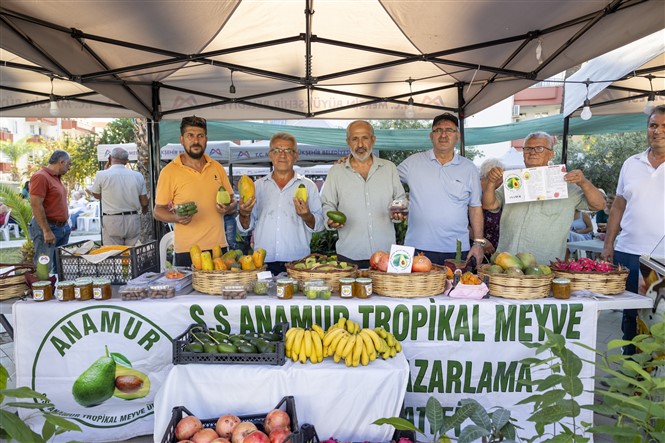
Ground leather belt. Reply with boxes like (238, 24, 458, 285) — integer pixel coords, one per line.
(103, 211, 138, 216)
(47, 219, 69, 227)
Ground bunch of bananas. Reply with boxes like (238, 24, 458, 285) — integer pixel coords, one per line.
(285, 324, 324, 364)
(321, 318, 402, 367)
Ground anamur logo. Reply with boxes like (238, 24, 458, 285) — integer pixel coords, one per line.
(30, 305, 172, 429)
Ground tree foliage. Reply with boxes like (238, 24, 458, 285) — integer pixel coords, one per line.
(564, 131, 647, 194)
(99, 118, 135, 144)
(371, 119, 480, 166)
(43, 134, 99, 192)
(0, 139, 36, 182)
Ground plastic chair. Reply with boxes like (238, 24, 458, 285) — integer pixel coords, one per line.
(159, 231, 175, 271)
(0, 209, 17, 242)
(77, 201, 100, 231)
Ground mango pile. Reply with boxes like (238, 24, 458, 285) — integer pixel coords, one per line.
(190, 245, 266, 271)
(486, 251, 552, 276)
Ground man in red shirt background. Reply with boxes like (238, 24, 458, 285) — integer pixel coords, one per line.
(29, 150, 72, 273)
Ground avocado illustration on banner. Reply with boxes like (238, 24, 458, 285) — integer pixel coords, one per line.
(113, 364, 150, 400)
(72, 346, 150, 407)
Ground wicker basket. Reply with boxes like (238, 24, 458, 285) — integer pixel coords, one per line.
(0, 263, 35, 300)
(367, 264, 448, 298)
(477, 264, 554, 299)
(286, 265, 357, 292)
(192, 266, 266, 295)
(552, 265, 628, 295)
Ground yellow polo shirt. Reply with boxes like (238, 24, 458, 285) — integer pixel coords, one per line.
(155, 153, 233, 253)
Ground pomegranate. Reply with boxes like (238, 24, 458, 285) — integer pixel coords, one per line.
(243, 431, 270, 443)
(231, 422, 258, 443)
(412, 252, 432, 272)
(192, 428, 222, 443)
(263, 409, 290, 434)
(269, 428, 291, 443)
(176, 416, 204, 441)
(216, 415, 241, 438)
(369, 251, 388, 270)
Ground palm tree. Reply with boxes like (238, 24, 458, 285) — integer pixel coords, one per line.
(0, 139, 33, 182)
(133, 118, 154, 242)
(0, 183, 33, 262)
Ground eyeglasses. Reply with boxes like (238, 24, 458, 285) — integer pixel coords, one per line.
(269, 148, 296, 155)
(431, 128, 458, 135)
(523, 146, 552, 153)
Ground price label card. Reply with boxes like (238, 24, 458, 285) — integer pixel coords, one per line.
(387, 245, 415, 273)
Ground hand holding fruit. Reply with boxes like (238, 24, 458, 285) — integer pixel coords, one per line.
(238, 196, 256, 229)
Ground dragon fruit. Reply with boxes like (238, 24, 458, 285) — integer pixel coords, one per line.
(551, 258, 615, 273)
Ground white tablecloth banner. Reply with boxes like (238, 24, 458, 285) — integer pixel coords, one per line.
(12, 294, 608, 442)
(154, 355, 409, 442)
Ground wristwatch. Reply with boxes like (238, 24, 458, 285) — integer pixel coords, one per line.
(472, 238, 487, 247)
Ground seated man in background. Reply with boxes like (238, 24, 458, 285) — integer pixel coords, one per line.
(68, 191, 88, 230)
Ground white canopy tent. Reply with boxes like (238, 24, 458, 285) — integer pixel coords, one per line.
(1, 0, 663, 122)
(563, 29, 665, 118)
(230, 140, 348, 164)
(96, 143, 138, 162)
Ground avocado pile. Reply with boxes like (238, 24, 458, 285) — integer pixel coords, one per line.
(183, 326, 282, 355)
(291, 254, 354, 271)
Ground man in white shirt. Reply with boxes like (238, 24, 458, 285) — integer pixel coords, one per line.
(602, 105, 665, 354)
(88, 147, 149, 245)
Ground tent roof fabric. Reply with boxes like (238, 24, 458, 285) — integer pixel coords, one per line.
(1, 0, 664, 120)
(563, 30, 665, 117)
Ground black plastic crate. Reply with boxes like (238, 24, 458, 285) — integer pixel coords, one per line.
(57, 240, 159, 285)
(173, 322, 288, 366)
(161, 396, 317, 443)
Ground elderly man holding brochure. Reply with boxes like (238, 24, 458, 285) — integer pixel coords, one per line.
(481, 131, 605, 264)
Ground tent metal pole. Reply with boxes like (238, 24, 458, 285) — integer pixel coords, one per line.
(562, 115, 570, 166)
(150, 82, 164, 243)
(457, 83, 466, 157)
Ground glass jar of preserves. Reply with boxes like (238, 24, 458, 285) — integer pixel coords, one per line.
(339, 278, 355, 299)
(353, 278, 373, 299)
(56, 281, 75, 302)
(92, 278, 112, 300)
(74, 277, 93, 301)
(32, 281, 52, 302)
(275, 278, 294, 300)
(551, 277, 572, 300)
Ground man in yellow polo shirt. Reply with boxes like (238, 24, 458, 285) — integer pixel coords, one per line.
(154, 116, 236, 266)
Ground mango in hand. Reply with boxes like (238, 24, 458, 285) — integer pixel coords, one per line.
(216, 186, 231, 205)
(294, 183, 308, 202)
(238, 175, 255, 203)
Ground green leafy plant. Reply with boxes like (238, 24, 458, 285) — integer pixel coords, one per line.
(517, 328, 589, 442)
(310, 229, 338, 255)
(0, 183, 34, 262)
(0, 363, 81, 442)
(374, 396, 521, 443)
(519, 322, 665, 443)
(583, 321, 665, 442)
